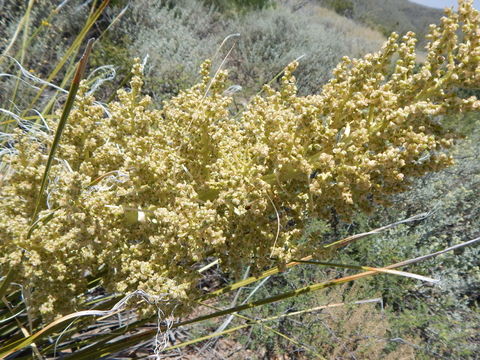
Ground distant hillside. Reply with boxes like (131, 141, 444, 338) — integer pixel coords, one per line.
(316, 0, 444, 46)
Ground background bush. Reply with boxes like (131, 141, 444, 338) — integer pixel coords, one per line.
(204, 0, 273, 13)
(100, 0, 384, 103)
(316, 0, 443, 45)
(329, 113, 480, 358)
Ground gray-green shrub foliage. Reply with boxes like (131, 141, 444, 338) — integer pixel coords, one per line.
(239, 115, 479, 358)
(224, 2, 384, 96)
(316, 0, 443, 45)
(110, 0, 221, 100)
(339, 114, 480, 358)
(108, 0, 383, 101)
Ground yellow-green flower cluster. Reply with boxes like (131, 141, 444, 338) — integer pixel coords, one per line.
(1, 1, 479, 318)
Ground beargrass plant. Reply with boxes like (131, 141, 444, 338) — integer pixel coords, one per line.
(1, 0, 480, 358)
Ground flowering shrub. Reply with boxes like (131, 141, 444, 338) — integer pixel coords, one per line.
(1, 1, 480, 318)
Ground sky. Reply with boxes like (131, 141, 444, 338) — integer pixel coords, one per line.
(409, 0, 480, 9)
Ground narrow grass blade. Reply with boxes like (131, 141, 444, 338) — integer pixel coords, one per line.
(198, 259, 219, 273)
(8, 0, 35, 114)
(40, 1, 125, 116)
(195, 300, 326, 359)
(260, 298, 383, 322)
(4, 238, 477, 358)
(293, 260, 439, 283)
(0, 310, 113, 358)
(24, 0, 110, 113)
(0, 269, 14, 299)
(201, 212, 430, 301)
(26, 210, 57, 239)
(189, 236, 480, 327)
(67, 236, 480, 359)
(30, 38, 94, 225)
(167, 298, 383, 355)
(0, 0, 34, 64)
(62, 298, 382, 358)
(387, 236, 480, 267)
(324, 212, 430, 250)
(1, 296, 44, 360)
(165, 323, 247, 351)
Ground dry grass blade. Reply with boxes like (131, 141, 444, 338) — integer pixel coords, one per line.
(172, 237, 478, 335)
(7, 0, 35, 117)
(1, 296, 43, 360)
(169, 302, 327, 359)
(202, 212, 432, 300)
(0, 309, 113, 358)
(198, 259, 219, 273)
(293, 260, 439, 283)
(0, 270, 15, 300)
(24, 0, 110, 114)
(165, 298, 383, 355)
(25, 236, 477, 360)
(324, 211, 431, 250)
(0, 0, 35, 65)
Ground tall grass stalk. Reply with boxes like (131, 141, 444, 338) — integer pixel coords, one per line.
(23, 0, 110, 116)
(7, 0, 35, 115)
(30, 38, 94, 225)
